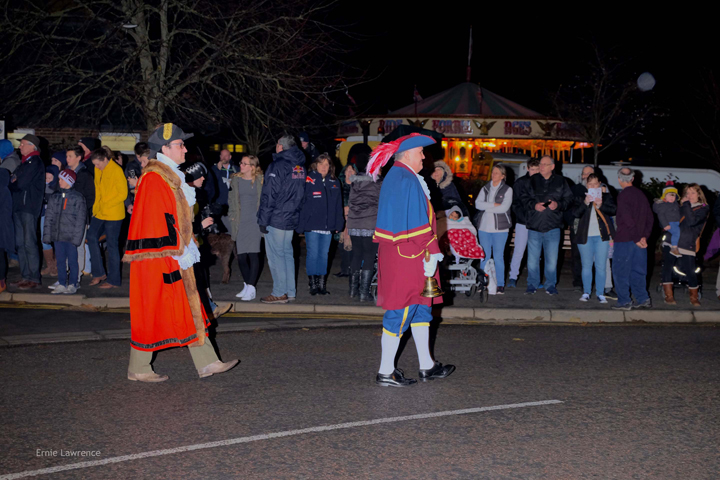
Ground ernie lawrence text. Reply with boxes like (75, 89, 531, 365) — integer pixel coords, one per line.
(36, 449, 101, 457)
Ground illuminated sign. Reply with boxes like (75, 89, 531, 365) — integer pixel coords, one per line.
(504, 121, 531, 136)
(432, 119, 472, 135)
(338, 121, 360, 136)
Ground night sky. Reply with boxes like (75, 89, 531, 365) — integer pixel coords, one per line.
(331, 7, 716, 165)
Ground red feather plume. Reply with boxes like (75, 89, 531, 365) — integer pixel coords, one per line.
(366, 133, 423, 181)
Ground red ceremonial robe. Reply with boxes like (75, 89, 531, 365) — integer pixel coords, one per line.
(374, 162, 442, 311)
(122, 160, 209, 352)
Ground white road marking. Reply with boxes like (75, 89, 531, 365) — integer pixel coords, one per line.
(1, 400, 563, 479)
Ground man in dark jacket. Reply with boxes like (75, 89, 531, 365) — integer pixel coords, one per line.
(508, 158, 540, 287)
(257, 135, 306, 303)
(520, 155, 573, 295)
(8, 134, 45, 289)
(611, 168, 654, 310)
(204, 149, 237, 233)
(66, 145, 95, 283)
(299, 131, 320, 163)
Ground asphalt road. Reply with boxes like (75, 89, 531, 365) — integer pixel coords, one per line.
(1, 321, 719, 479)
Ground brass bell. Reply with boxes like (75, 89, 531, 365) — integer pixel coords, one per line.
(420, 249, 444, 298)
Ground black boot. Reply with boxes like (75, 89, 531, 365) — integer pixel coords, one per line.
(308, 275, 319, 295)
(349, 271, 360, 298)
(317, 275, 328, 295)
(359, 269, 373, 302)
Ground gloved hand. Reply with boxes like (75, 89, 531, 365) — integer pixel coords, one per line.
(259, 225, 268, 234)
(422, 252, 444, 277)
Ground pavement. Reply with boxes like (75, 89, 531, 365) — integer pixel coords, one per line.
(1, 324, 719, 479)
(2, 245, 719, 341)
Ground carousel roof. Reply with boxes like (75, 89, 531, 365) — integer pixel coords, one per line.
(391, 82, 543, 118)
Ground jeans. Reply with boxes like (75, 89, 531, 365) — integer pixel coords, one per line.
(40, 215, 53, 251)
(508, 223, 528, 280)
(612, 241, 649, 305)
(668, 222, 680, 247)
(13, 211, 40, 283)
(266, 226, 296, 297)
(576, 236, 610, 296)
(478, 231, 509, 287)
(55, 241, 78, 287)
(76, 226, 88, 283)
(87, 217, 123, 286)
(527, 228, 561, 289)
(304, 231, 332, 276)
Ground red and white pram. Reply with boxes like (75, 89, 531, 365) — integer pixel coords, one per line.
(440, 207, 489, 301)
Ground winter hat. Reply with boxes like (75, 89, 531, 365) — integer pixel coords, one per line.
(21, 134, 41, 150)
(0, 139, 14, 159)
(183, 161, 208, 183)
(58, 168, 77, 187)
(51, 151, 68, 170)
(79, 137, 100, 151)
(298, 131, 310, 143)
(45, 165, 60, 189)
(662, 181, 678, 200)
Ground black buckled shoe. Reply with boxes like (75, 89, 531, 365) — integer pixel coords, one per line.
(376, 368, 417, 387)
(418, 362, 456, 382)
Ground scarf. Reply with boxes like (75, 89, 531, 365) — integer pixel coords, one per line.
(22, 150, 40, 163)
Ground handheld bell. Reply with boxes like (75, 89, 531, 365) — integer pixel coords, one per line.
(420, 249, 444, 298)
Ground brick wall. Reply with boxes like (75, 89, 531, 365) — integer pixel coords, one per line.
(17, 127, 149, 150)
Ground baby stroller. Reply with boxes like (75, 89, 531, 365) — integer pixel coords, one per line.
(445, 228, 489, 302)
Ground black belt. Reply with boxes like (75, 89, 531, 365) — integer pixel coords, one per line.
(163, 270, 182, 284)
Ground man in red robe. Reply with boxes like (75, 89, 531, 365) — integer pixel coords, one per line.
(122, 123, 238, 382)
(369, 134, 456, 387)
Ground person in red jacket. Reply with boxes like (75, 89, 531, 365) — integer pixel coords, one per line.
(122, 123, 237, 383)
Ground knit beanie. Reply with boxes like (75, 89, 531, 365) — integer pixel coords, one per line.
(183, 162, 208, 183)
(662, 181, 678, 200)
(51, 151, 68, 170)
(59, 169, 77, 187)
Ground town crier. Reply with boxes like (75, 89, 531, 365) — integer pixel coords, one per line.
(122, 123, 238, 382)
(368, 133, 456, 387)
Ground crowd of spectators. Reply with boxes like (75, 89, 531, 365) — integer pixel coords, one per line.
(1, 130, 719, 311)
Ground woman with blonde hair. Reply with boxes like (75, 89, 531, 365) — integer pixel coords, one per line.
(228, 154, 263, 301)
(661, 183, 709, 306)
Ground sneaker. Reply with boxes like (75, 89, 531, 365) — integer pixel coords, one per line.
(579, 293, 590, 302)
(597, 295, 608, 304)
(64, 285, 78, 295)
(260, 294, 289, 304)
(48, 281, 60, 290)
(546, 286, 559, 295)
(525, 286, 537, 295)
(52, 284, 68, 295)
(496, 286, 505, 295)
(287, 296, 296, 302)
(537, 283, 545, 290)
(603, 289, 618, 300)
(507, 278, 517, 288)
(632, 298, 652, 309)
(241, 285, 256, 301)
(235, 282, 248, 298)
(612, 303, 632, 311)
(670, 247, 681, 258)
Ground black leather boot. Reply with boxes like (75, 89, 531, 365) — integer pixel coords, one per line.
(349, 271, 360, 298)
(317, 275, 328, 295)
(359, 269, 373, 302)
(308, 275, 319, 295)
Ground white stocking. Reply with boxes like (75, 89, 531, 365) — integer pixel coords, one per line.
(411, 325, 434, 370)
(378, 333, 400, 375)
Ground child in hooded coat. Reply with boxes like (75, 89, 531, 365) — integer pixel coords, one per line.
(42, 169, 87, 294)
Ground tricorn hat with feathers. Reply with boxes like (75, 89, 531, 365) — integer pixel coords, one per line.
(366, 133, 436, 181)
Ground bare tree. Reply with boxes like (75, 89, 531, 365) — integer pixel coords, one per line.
(0, 0, 358, 150)
(681, 69, 720, 171)
(552, 43, 653, 167)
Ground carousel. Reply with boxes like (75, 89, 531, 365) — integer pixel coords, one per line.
(336, 82, 590, 181)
